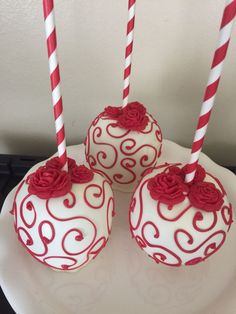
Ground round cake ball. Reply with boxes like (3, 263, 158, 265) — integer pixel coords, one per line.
(129, 163, 233, 266)
(11, 157, 115, 271)
(85, 102, 162, 192)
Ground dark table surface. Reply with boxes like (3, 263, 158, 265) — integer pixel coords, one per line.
(0, 154, 235, 314)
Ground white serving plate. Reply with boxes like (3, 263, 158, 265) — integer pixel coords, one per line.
(0, 140, 236, 314)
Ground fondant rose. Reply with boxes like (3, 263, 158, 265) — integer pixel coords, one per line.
(117, 102, 149, 131)
(181, 164, 206, 183)
(167, 166, 182, 176)
(188, 182, 224, 212)
(46, 157, 76, 171)
(147, 173, 188, 205)
(104, 106, 122, 118)
(71, 165, 94, 183)
(28, 167, 72, 199)
(168, 164, 206, 184)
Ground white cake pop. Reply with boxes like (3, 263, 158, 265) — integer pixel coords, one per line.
(11, 157, 115, 271)
(129, 163, 233, 266)
(85, 102, 162, 192)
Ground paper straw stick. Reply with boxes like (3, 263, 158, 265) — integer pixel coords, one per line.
(185, 0, 236, 183)
(122, 0, 136, 107)
(43, 0, 68, 171)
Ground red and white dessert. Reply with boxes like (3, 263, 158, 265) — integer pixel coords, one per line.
(129, 163, 233, 266)
(85, 102, 162, 192)
(11, 157, 114, 271)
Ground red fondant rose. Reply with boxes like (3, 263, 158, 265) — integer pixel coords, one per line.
(181, 164, 206, 183)
(188, 182, 224, 212)
(46, 157, 76, 171)
(28, 166, 72, 199)
(168, 164, 206, 185)
(117, 102, 149, 131)
(147, 173, 188, 205)
(71, 165, 94, 183)
(167, 166, 182, 176)
(104, 106, 122, 118)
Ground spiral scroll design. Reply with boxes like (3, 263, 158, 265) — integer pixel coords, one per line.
(14, 172, 113, 271)
(20, 197, 37, 229)
(113, 158, 136, 184)
(120, 139, 157, 167)
(151, 247, 182, 267)
(85, 113, 162, 190)
(92, 126, 118, 169)
(129, 163, 233, 267)
(174, 229, 226, 255)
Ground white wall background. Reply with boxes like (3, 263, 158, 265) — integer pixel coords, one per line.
(0, 0, 235, 165)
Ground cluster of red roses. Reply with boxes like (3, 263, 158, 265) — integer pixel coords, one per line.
(27, 157, 94, 199)
(147, 165, 224, 212)
(104, 102, 149, 131)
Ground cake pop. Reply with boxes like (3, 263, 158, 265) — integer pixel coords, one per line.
(11, 0, 115, 272)
(85, 102, 162, 192)
(11, 157, 115, 271)
(85, 1, 162, 192)
(129, 163, 233, 266)
(129, 0, 236, 267)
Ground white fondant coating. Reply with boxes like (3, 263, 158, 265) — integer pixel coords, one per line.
(129, 163, 233, 266)
(85, 111, 162, 192)
(13, 168, 114, 272)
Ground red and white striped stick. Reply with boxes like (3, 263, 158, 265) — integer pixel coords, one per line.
(185, 0, 236, 183)
(122, 0, 136, 107)
(43, 0, 68, 171)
